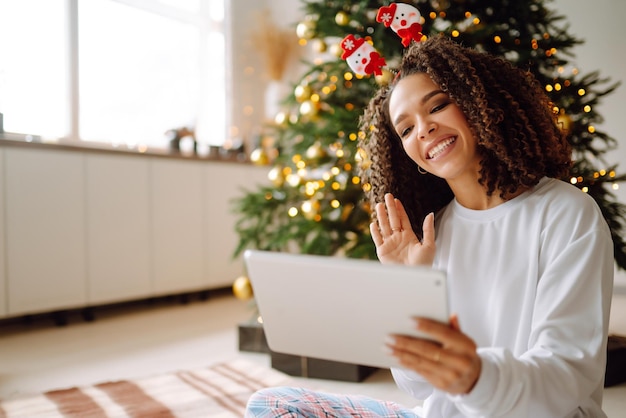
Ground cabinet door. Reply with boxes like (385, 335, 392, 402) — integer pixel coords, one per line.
(5, 148, 87, 315)
(86, 154, 152, 304)
(151, 158, 205, 294)
(0, 149, 6, 317)
(205, 163, 270, 287)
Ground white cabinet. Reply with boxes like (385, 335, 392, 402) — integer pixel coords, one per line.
(151, 159, 206, 294)
(0, 144, 270, 319)
(204, 162, 268, 287)
(86, 154, 152, 304)
(0, 149, 6, 316)
(5, 148, 87, 316)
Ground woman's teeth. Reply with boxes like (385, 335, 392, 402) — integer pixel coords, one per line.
(428, 137, 456, 159)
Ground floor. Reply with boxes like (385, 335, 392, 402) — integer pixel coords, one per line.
(1, 289, 625, 417)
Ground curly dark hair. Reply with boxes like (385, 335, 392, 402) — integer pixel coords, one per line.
(358, 35, 572, 239)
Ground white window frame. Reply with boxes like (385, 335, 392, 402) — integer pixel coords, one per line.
(2, 0, 230, 148)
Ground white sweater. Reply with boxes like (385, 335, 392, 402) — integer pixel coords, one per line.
(391, 177, 614, 417)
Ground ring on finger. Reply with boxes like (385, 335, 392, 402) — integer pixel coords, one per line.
(391, 227, 403, 232)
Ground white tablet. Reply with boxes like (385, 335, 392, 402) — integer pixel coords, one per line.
(243, 249, 449, 369)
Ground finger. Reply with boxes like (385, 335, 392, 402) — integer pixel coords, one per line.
(384, 193, 403, 231)
(414, 318, 476, 353)
(394, 198, 413, 232)
(375, 201, 392, 235)
(450, 314, 461, 331)
(421, 212, 436, 247)
(370, 221, 384, 246)
(390, 334, 442, 358)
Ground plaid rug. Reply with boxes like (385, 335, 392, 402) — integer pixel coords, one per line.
(0, 359, 293, 417)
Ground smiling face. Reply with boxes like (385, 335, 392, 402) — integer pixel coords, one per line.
(388, 73, 481, 184)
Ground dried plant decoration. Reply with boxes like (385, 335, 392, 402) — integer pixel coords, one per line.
(250, 9, 299, 81)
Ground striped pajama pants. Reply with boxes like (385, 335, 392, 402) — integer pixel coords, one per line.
(245, 387, 421, 417)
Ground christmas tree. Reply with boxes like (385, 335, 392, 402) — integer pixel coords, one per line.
(233, 0, 626, 269)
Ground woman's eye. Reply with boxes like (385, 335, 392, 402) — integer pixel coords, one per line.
(431, 101, 449, 113)
(399, 126, 412, 139)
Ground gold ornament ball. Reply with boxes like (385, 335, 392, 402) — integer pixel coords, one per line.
(232, 275, 254, 300)
(335, 11, 350, 26)
(268, 165, 286, 187)
(329, 42, 344, 57)
(300, 100, 319, 118)
(301, 199, 321, 221)
(250, 148, 270, 165)
(557, 111, 572, 134)
(274, 111, 289, 126)
(313, 39, 328, 53)
(296, 20, 316, 40)
(306, 142, 327, 160)
(375, 69, 394, 86)
(294, 84, 312, 102)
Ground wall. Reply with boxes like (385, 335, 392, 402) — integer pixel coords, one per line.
(230, 0, 626, 289)
(552, 0, 626, 289)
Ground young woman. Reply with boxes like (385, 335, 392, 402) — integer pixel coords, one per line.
(245, 35, 614, 418)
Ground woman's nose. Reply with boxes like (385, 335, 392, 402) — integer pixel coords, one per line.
(418, 122, 437, 140)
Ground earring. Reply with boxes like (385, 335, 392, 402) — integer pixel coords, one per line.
(417, 165, 427, 175)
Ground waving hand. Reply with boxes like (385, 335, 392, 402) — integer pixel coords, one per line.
(370, 193, 436, 266)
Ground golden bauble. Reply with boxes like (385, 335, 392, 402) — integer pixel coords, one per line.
(329, 42, 344, 57)
(299, 100, 319, 118)
(268, 165, 286, 187)
(232, 275, 253, 300)
(250, 148, 270, 166)
(296, 20, 316, 40)
(335, 11, 350, 26)
(301, 199, 321, 221)
(306, 142, 327, 160)
(313, 39, 328, 53)
(294, 84, 312, 102)
(375, 69, 394, 86)
(557, 111, 572, 134)
(274, 111, 289, 126)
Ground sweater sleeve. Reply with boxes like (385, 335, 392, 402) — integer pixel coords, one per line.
(449, 220, 614, 417)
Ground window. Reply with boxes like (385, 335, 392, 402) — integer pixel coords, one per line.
(0, 0, 227, 149)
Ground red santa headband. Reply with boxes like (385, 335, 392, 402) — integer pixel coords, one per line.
(376, 3, 398, 27)
(341, 34, 366, 59)
(341, 2, 425, 76)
